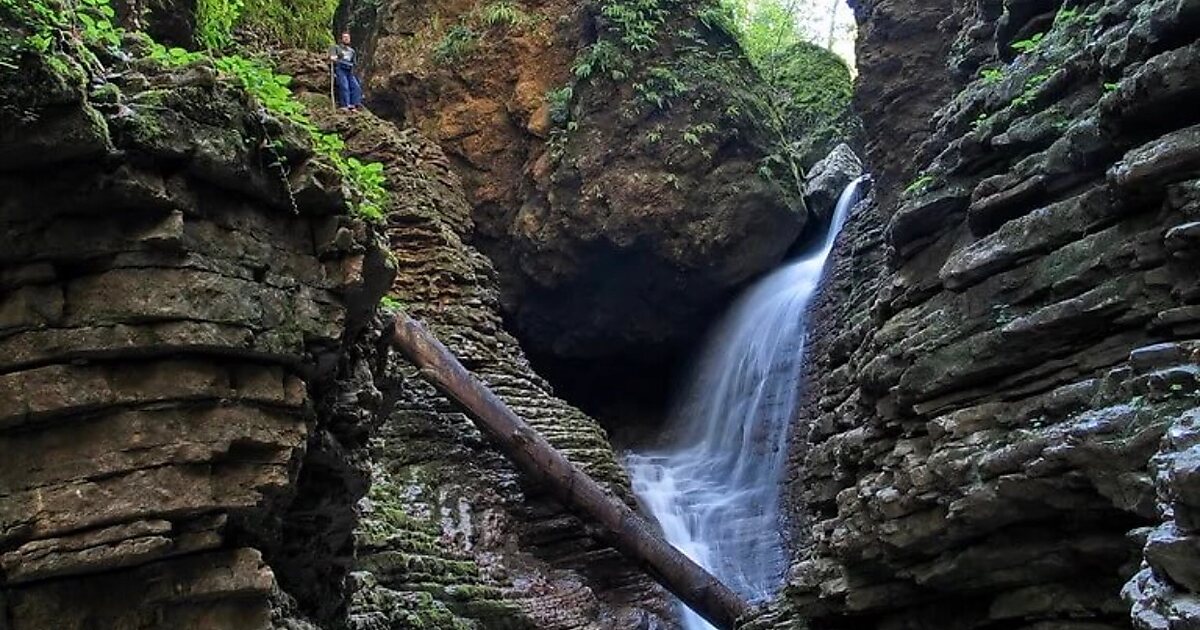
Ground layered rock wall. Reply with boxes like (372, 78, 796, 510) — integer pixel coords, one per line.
(0, 41, 393, 628)
(780, 0, 1200, 628)
(279, 53, 675, 630)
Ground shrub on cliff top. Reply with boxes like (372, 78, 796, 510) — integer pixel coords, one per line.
(545, 0, 853, 174)
(2, 0, 388, 222)
(204, 53, 388, 221)
(139, 44, 388, 221)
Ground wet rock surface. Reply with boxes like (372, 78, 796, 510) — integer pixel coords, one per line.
(0, 44, 393, 628)
(764, 0, 1200, 628)
(805, 144, 864, 223)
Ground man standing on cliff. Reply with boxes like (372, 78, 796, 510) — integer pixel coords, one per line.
(329, 32, 363, 111)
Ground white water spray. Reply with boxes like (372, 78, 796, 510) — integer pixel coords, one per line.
(626, 177, 867, 629)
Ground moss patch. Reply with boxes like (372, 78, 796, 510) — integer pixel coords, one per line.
(769, 41, 856, 162)
(355, 466, 533, 629)
(195, 0, 338, 50)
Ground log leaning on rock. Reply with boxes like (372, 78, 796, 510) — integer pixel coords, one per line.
(388, 314, 753, 630)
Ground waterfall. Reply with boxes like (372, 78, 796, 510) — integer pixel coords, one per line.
(625, 177, 867, 629)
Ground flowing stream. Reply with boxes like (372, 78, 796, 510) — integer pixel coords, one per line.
(626, 177, 867, 629)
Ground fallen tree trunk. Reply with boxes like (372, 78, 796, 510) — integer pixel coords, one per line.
(388, 313, 753, 630)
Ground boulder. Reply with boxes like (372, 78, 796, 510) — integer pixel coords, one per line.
(338, 0, 830, 360)
(805, 143, 864, 221)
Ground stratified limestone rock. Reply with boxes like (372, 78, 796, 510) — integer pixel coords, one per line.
(0, 36, 392, 629)
(850, 0, 971, 210)
(1124, 406, 1200, 630)
(764, 0, 1200, 629)
(277, 52, 675, 629)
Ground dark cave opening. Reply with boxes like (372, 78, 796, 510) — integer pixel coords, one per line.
(527, 348, 687, 449)
(519, 196, 853, 451)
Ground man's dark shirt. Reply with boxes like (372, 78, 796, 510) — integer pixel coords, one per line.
(331, 44, 356, 68)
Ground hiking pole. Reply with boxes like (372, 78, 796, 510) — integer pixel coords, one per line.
(329, 62, 336, 110)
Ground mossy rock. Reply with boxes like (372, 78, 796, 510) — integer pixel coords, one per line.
(0, 44, 111, 170)
(768, 41, 857, 164)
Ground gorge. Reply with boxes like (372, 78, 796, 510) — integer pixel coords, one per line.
(2, 0, 1199, 628)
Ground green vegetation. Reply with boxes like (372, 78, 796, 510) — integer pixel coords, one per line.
(1053, 5, 1087, 27)
(141, 47, 388, 219)
(904, 174, 934, 196)
(971, 112, 991, 132)
(766, 40, 854, 158)
(632, 65, 686, 109)
(74, 0, 122, 48)
(2, 0, 118, 62)
(600, 0, 668, 52)
(682, 122, 717, 148)
(195, 0, 338, 50)
(1010, 68, 1053, 110)
(479, 1, 529, 28)
(422, 1, 539, 67)
(1047, 105, 1070, 132)
(205, 54, 388, 220)
(1054, 6, 1078, 23)
(730, 0, 805, 72)
(540, 0, 853, 188)
(546, 86, 572, 121)
(979, 67, 1004, 84)
(238, 0, 340, 49)
(433, 23, 478, 64)
(971, 3, 1098, 138)
(3, 0, 389, 222)
(1006, 4, 1096, 58)
(379, 295, 405, 311)
(716, 0, 857, 159)
(196, 0, 244, 49)
(1011, 32, 1044, 54)
(572, 40, 631, 81)
(696, 0, 740, 36)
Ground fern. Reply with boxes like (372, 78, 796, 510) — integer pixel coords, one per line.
(545, 86, 573, 125)
(479, 1, 526, 28)
(433, 24, 477, 64)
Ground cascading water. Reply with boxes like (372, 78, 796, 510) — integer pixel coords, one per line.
(626, 176, 867, 629)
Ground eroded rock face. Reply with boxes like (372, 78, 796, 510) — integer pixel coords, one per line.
(340, 0, 808, 361)
(0, 40, 393, 629)
(768, 0, 1200, 628)
(278, 52, 675, 629)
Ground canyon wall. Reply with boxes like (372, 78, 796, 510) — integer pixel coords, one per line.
(778, 0, 1200, 628)
(276, 52, 675, 629)
(0, 18, 674, 625)
(0, 38, 393, 628)
(338, 0, 819, 367)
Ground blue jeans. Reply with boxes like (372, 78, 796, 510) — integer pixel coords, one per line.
(335, 64, 362, 108)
